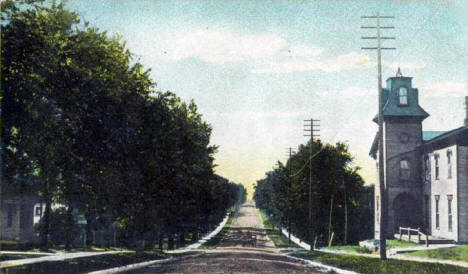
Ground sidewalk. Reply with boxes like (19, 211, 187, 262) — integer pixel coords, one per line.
(0, 211, 231, 270)
(86, 210, 232, 273)
(0, 250, 132, 269)
(279, 226, 468, 269)
(389, 244, 456, 255)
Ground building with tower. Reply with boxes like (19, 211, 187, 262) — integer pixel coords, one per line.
(369, 71, 468, 243)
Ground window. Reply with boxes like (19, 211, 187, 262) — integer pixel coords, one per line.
(399, 159, 410, 179)
(435, 195, 440, 229)
(448, 195, 453, 232)
(447, 150, 452, 179)
(424, 195, 430, 230)
(376, 196, 380, 224)
(7, 205, 14, 228)
(399, 87, 408, 105)
(19, 205, 27, 229)
(424, 155, 431, 182)
(435, 154, 440, 180)
(35, 206, 42, 217)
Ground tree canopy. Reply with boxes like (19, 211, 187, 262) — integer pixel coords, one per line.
(1, 0, 246, 249)
(254, 140, 373, 246)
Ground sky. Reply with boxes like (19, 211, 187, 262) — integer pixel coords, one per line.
(65, 0, 468, 196)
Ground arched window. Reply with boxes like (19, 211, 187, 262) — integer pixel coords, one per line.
(399, 87, 408, 105)
(399, 159, 410, 178)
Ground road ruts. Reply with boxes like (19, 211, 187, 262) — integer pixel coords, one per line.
(129, 202, 325, 273)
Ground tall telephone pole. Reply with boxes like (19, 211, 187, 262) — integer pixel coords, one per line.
(304, 119, 320, 250)
(361, 13, 395, 260)
(286, 147, 296, 244)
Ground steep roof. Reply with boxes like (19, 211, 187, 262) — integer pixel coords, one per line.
(373, 76, 429, 123)
(369, 132, 379, 159)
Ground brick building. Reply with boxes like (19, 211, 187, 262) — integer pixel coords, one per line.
(370, 73, 468, 243)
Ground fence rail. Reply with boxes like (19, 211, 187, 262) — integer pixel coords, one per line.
(399, 227, 429, 247)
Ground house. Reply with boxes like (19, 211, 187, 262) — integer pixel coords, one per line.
(1, 188, 43, 242)
(369, 71, 468, 243)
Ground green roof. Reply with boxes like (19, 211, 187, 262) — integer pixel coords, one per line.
(373, 76, 429, 122)
(423, 131, 446, 141)
(422, 126, 468, 145)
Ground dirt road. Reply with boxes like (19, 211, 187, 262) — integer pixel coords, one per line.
(131, 202, 325, 273)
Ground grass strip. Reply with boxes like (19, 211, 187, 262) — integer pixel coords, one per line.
(0, 254, 46, 262)
(202, 209, 236, 247)
(294, 251, 468, 274)
(408, 245, 468, 263)
(328, 240, 418, 254)
(258, 210, 298, 248)
(4, 251, 165, 274)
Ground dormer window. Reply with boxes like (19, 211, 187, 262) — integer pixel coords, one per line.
(399, 87, 408, 105)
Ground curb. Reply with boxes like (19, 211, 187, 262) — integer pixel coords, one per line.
(285, 254, 359, 274)
(86, 210, 231, 273)
(87, 253, 203, 274)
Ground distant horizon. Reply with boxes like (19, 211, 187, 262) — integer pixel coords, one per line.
(65, 0, 468, 196)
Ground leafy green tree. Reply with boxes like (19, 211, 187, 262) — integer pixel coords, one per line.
(254, 141, 373, 246)
(2, 0, 246, 250)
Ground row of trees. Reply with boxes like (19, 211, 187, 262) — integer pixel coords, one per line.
(254, 140, 373, 247)
(1, 1, 246, 249)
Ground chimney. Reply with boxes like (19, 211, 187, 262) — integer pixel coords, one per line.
(465, 96, 468, 126)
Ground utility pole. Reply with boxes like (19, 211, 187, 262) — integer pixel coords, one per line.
(286, 147, 296, 244)
(361, 13, 395, 260)
(304, 119, 320, 250)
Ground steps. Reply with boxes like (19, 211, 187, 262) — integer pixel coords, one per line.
(394, 233, 455, 244)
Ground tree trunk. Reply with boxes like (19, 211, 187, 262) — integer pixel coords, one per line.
(168, 236, 174, 250)
(192, 231, 199, 241)
(158, 234, 163, 251)
(179, 233, 185, 246)
(85, 211, 93, 247)
(328, 194, 334, 244)
(40, 195, 52, 249)
(65, 204, 74, 250)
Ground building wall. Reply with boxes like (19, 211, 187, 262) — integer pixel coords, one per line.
(427, 145, 458, 241)
(374, 160, 381, 239)
(382, 120, 423, 236)
(458, 145, 468, 243)
(1, 199, 38, 242)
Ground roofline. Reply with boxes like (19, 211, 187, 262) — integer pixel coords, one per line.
(422, 126, 468, 146)
(387, 76, 413, 80)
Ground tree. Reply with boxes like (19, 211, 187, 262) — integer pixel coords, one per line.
(254, 141, 373, 247)
(2, 0, 245, 250)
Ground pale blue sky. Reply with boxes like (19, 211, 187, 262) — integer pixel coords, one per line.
(65, 0, 468, 194)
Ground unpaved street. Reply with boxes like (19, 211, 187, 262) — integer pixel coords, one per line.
(130, 202, 325, 273)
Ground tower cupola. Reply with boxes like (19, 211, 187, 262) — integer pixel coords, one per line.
(373, 69, 429, 123)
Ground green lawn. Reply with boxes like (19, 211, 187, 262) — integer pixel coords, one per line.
(293, 251, 468, 274)
(0, 254, 46, 261)
(0, 240, 133, 253)
(0, 241, 39, 252)
(4, 251, 165, 274)
(408, 245, 468, 263)
(258, 210, 298, 248)
(328, 245, 373, 254)
(328, 239, 419, 254)
(202, 209, 236, 247)
(387, 239, 419, 248)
